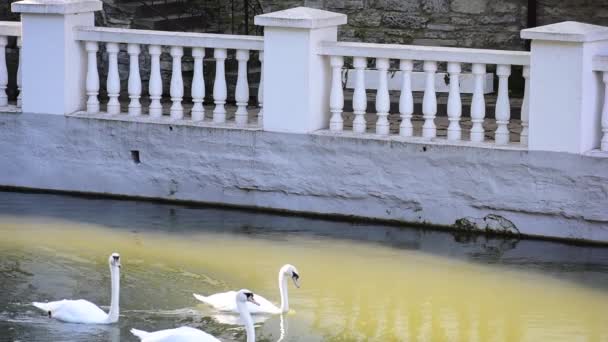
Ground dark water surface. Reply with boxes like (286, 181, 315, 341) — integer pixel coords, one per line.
(0, 191, 607, 341)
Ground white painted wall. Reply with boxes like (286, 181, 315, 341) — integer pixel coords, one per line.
(1, 112, 607, 242)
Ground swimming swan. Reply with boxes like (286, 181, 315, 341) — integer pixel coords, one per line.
(131, 289, 259, 342)
(32, 253, 121, 324)
(194, 264, 300, 315)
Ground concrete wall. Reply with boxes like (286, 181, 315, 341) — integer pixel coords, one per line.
(1, 112, 607, 242)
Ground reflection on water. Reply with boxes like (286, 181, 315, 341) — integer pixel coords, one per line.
(0, 191, 607, 341)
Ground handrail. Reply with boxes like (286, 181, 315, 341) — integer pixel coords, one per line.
(74, 26, 264, 50)
(318, 41, 530, 66)
(593, 56, 608, 71)
(0, 21, 21, 36)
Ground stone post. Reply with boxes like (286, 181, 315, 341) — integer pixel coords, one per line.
(255, 7, 346, 133)
(12, 0, 102, 115)
(522, 22, 608, 154)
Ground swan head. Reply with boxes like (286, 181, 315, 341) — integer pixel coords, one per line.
(237, 289, 260, 306)
(280, 264, 300, 288)
(108, 253, 121, 269)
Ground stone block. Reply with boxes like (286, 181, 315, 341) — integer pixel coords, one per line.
(421, 0, 449, 13)
(451, 0, 487, 14)
(412, 38, 458, 46)
(349, 10, 383, 27)
(373, 0, 420, 12)
(324, 0, 365, 10)
(489, 0, 520, 14)
(381, 11, 428, 29)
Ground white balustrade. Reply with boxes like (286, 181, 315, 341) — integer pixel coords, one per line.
(213, 48, 227, 123)
(169, 46, 184, 120)
(85, 41, 100, 113)
(106, 42, 121, 115)
(329, 55, 344, 132)
(0, 22, 20, 108)
(16, 37, 21, 107)
(422, 61, 437, 138)
(148, 45, 163, 118)
(375, 58, 390, 135)
(352, 57, 367, 133)
(446, 62, 461, 141)
(191, 47, 205, 121)
(127, 43, 141, 116)
(470, 63, 486, 143)
(74, 27, 263, 123)
(235, 49, 250, 126)
(319, 41, 529, 147)
(602, 71, 608, 152)
(521, 66, 530, 145)
(0, 36, 7, 107)
(257, 51, 264, 126)
(398, 59, 413, 137)
(495, 64, 511, 145)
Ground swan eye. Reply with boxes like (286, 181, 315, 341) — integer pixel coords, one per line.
(245, 292, 254, 299)
(113, 256, 119, 261)
(292, 272, 299, 280)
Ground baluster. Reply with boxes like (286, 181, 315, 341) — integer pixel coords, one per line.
(106, 42, 121, 115)
(148, 45, 163, 118)
(495, 64, 511, 144)
(213, 48, 227, 123)
(352, 57, 367, 133)
(169, 46, 184, 120)
(446, 62, 462, 141)
(127, 44, 141, 116)
(422, 61, 437, 138)
(0, 36, 8, 107)
(329, 55, 344, 132)
(399, 59, 413, 137)
(191, 47, 205, 121)
(602, 71, 608, 151)
(470, 63, 486, 142)
(257, 51, 264, 126)
(521, 66, 530, 145)
(84, 41, 100, 113)
(16, 37, 21, 107)
(375, 58, 390, 135)
(235, 49, 250, 126)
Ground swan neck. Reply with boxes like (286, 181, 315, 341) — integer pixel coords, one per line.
(279, 271, 289, 313)
(106, 265, 120, 323)
(237, 300, 255, 342)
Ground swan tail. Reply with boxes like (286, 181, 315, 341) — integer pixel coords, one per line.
(32, 302, 52, 312)
(193, 293, 209, 303)
(130, 328, 150, 339)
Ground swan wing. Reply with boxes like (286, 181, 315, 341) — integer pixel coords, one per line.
(131, 326, 220, 342)
(193, 291, 238, 312)
(249, 294, 281, 314)
(193, 291, 280, 314)
(33, 299, 108, 324)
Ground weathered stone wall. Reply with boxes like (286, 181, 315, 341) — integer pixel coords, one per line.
(537, 0, 608, 27)
(1, 112, 607, 243)
(305, 0, 528, 50)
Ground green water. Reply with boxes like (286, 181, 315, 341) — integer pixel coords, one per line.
(0, 192, 607, 341)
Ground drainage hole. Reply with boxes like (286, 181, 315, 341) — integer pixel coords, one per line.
(131, 150, 141, 164)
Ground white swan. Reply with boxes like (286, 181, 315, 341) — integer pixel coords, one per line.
(32, 253, 121, 324)
(194, 264, 300, 315)
(131, 289, 259, 342)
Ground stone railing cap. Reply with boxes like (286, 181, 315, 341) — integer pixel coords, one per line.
(254, 7, 347, 29)
(12, 0, 102, 15)
(521, 21, 608, 43)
